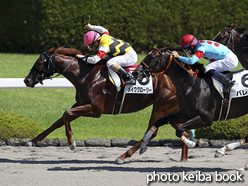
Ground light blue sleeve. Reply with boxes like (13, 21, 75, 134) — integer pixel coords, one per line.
(178, 55, 200, 65)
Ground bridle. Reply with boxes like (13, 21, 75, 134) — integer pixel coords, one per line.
(30, 52, 75, 84)
(213, 27, 235, 51)
(140, 48, 166, 76)
(141, 48, 198, 77)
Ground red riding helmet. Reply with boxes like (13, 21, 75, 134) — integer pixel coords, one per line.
(180, 34, 198, 48)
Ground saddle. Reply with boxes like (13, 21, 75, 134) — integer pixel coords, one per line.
(108, 65, 138, 92)
(108, 65, 153, 115)
(212, 68, 246, 120)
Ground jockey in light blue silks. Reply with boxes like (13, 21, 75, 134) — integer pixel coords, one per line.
(172, 34, 239, 93)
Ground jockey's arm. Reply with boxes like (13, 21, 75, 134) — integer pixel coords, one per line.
(86, 50, 107, 64)
(178, 50, 204, 65)
(90, 25, 109, 35)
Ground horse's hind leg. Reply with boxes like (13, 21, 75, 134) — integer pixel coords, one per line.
(30, 117, 64, 144)
(115, 104, 179, 164)
(115, 130, 159, 165)
(215, 135, 248, 158)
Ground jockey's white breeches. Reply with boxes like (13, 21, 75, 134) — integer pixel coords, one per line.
(105, 48, 137, 68)
(204, 51, 238, 73)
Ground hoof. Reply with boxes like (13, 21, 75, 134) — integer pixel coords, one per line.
(115, 158, 125, 164)
(245, 163, 248, 171)
(139, 142, 147, 155)
(214, 148, 225, 158)
(69, 141, 76, 150)
(26, 141, 34, 147)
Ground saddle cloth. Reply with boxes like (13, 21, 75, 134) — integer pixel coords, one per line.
(212, 69, 248, 99)
(108, 65, 153, 94)
(212, 69, 248, 120)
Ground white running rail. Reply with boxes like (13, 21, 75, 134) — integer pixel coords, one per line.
(0, 78, 74, 89)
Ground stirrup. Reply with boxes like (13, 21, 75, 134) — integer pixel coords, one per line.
(124, 78, 136, 85)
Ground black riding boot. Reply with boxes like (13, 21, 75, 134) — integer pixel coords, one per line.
(211, 70, 235, 93)
(117, 67, 136, 85)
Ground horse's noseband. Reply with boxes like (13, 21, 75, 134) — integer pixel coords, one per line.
(30, 53, 56, 84)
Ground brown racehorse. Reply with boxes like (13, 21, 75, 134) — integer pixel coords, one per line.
(24, 47, 189, 163)
(133, 44, 248, 156)
(213, 22, 248, 69)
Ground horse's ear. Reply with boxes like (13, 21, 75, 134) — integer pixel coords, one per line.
(233, 21, 238, 27)
(48, 47, 56, 54)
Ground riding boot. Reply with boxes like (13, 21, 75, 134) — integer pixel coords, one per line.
(117, 67, 136, 85)
(211, 70, 235, 94)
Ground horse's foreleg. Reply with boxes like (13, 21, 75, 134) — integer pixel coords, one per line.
(29, 103, 80, 145)
(215, 135, 248, 158)
(63, 104, 101, 149)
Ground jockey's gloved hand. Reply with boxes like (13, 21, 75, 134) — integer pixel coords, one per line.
(84, 23, 92, 30)
(76, 54, 85, 59)
(172, 51, 180, 58)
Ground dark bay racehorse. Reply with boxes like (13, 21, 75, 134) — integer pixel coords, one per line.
(24, 47, 190, 163)
(133, 44, 248, 154)
(213, 22, 248, 69)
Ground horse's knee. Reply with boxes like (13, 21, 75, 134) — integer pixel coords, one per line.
(205, 121, 212, 127)
(63, 110, 70, 118)
(63, 109, 74, 121)
(94, 111, 102, 118)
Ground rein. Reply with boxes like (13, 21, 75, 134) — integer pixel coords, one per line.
(141, 48, 163, 76)
(214, 27, 235, 51)
(53, 55, 75, 78)
(213, 27, 248, 51)
(141, 48, 199, 77)
(163, 53, 199, 77)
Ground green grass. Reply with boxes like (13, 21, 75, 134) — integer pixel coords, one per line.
(0, 53, 176, 140)
(0, 111, 43, 139)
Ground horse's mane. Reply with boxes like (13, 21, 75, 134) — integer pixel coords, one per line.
(157, 43, 183, 52)
(54, 47, 82, 57)
(191, 62, 205, 76)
